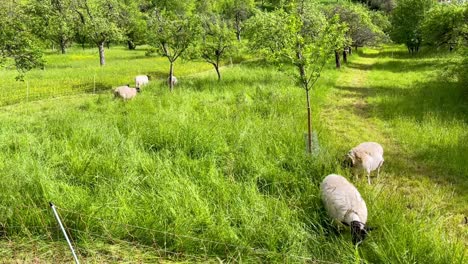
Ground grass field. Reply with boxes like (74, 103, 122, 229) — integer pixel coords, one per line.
(0, 45, 466, 263)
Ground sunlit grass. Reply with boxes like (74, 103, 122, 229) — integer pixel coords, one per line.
(0, 45, 466, 262)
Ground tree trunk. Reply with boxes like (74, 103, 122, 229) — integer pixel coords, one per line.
(169, 62, 174, 92)
(59, 38, 66, 54)
(106, 41, 110, 49)
(127, 40, 136, 50)
(335, 50, 341, 69)
(355, 46, 358, 52)
(235, 14, 241, 41)
(214, 64, 221, 81)
(98, 42, 105, 66)
(348, 46, 352, 56)
(236, 28, 241, 42)
(306, 88, 312, 154)
(343, 49, 348, 64)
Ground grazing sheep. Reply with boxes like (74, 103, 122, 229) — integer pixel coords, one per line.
(167, 76, 178, 86)
(114, 84, 140, 100)
(321, 174, 371, 245)
(135, 75, 149, 88)
(344, 142, 384, 184)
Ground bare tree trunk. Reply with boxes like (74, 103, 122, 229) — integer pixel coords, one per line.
(59, 37, 66, 54)
(127, 40, 136, 50)
(214, 64, 221, 81)
(348, 46, 352, 56)
(169, 62, 174, 92)
(98, 42, 105, 66)
(335, 50, 341, 68)
(343, 49, 348, 64)
(235, 14, 241, 42)
(306, 88, 312, 154)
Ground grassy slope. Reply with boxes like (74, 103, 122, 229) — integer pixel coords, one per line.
(0, 46, 466, 263)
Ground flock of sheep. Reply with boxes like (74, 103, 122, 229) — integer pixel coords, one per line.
(322, 142, 384, 244)
(113, 74, 177, 99)
(114, 75, 384, 245)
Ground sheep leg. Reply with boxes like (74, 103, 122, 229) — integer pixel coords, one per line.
(367, 170, 371, 185)
(377, 160, 384, 178)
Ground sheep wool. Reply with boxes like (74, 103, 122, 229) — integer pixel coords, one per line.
(167, 76, 178, 86)
(321, 174, 369, 244)
(114, 85, 140, 100)
(347, 142, 384, 184)
(135, 75, 149, 88)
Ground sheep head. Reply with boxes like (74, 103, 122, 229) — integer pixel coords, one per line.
(351, 221, 369, 245)
(342, 152, 355, 168)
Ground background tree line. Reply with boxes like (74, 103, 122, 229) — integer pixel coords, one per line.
(1, 0, 466, 72)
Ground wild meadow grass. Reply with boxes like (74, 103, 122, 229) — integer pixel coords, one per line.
(0, 45, 466, 263)
(0, 45, 213, 106)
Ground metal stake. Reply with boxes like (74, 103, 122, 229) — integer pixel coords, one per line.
(49, 202, 80, 264)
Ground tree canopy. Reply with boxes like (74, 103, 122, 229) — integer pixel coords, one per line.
(0, 0, 43, 80)
(390, 0, 433, 53)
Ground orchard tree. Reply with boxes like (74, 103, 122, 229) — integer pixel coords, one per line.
(72, 0, 123, 65)
(196, 14, 237, 81)
(117, 0, 147, 50)
(221, 0, 255, 41)
(329, 3, 387, 65)
(0, 0, 43, 80)
(148, 9, 200, 91)
(247, 1, 347, 153)
(421, 4, 468, 50)
(27, 0, 75, 54)
(390, 0, 433, 54)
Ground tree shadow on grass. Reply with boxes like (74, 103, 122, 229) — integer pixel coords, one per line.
(346, 60, 449, 73)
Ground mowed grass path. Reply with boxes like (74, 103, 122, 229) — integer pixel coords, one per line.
(320, 46, 467, 262)
(0, 46, 466, 263)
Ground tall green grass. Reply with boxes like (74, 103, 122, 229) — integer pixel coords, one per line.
(0, 46, 465, 262)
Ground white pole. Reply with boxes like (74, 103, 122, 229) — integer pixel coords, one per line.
(49, 202, 80, 264)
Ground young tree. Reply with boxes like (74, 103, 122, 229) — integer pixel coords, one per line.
(27, 0, 75, 54)
(147, 9, 200, 91)
(0, 0, 43, 80)
(247, 1, 347, 153)
(390, 0, 433, 54)
(72, 0, 123, 66)
(196, 14, 237, 81)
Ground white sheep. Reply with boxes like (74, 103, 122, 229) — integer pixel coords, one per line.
(135, 75, 149, 88)
(114, 84, 140, 100)
(321, 174, 371, 244)
(344, 142, 384, 184)
(167, 76, 178, 86)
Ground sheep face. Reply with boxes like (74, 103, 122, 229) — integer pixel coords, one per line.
(351, 221, 368, 245)
(136, 87, 141, 93)
(342, 153, 354, 168)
